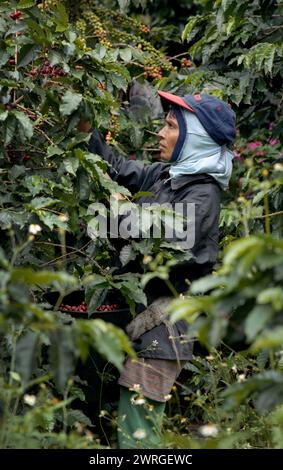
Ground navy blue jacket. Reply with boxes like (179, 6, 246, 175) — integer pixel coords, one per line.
(88, 130, 221, 360)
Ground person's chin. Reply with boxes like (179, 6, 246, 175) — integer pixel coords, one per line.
(160, 153, 171, 161)
(159, 149, 168, 160)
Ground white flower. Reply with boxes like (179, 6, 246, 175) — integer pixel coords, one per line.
(205, 355, 214, 361)
(237, 373, 246, 382)
(152, 340, 159, 348)
(163, 394, 172, 401)
(58, 214, 68, 222)
(99, 409, 107, 417)
(231, 365, 237, 373)
(130, 383, 142, 393)
(28, 224, 42, 235)
(23, 394, 36, 406)
(133, 428, 147, 440)
(131, 396, 146, 406)
(199, 424, 218, 437)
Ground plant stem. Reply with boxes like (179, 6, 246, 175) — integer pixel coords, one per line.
(263, 193, 271, 234)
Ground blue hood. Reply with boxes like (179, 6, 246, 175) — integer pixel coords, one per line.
(169, 108, 234, 190)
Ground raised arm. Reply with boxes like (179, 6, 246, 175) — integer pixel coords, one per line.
(87, 129, 161, 194)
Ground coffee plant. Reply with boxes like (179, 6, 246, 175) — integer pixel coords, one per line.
(0, 0, 282, 449)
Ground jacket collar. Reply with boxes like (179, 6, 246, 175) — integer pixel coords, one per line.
(159, 164, 220, 190)
(170, 173, 219, 190)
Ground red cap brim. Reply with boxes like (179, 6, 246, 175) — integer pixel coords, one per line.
(158, 90, 195, 112)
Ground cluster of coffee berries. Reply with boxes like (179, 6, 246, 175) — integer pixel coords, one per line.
(181, 58, 193, 68)
(10, 10, 22, 21)
(97, 81, 107, 91)
(83, 11, 112, 48)
(75, 37, 88, 51)
(4, 143, 33, 162)
(29, 60, 66, 78)
(110, 114, 120, 137)
(76, 19, 87, 34)
(100, 38, 112, 48)
(37, 0, 58, 10)
(59, 302, 121, 313)
(60, 302, 88, 313)
(96, 304, 120, 312)
(94, 5, 148, 39)
(143, 65, 163, 80)
(140, 25, 150, 34)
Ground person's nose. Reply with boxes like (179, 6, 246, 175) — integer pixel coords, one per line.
(158, 126, 166, 139)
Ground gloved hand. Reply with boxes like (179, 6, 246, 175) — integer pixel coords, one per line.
(128, 80, 163, 120)
(77, 119, 92, 133)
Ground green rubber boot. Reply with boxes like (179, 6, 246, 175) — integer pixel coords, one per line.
(117, 386, 166, 449)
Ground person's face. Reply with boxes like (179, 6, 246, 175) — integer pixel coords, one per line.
(158, 111, 179, 161)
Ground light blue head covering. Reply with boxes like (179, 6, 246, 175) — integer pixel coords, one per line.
(169, 109, 234, 190)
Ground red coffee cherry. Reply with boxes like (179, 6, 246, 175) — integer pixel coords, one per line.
(10, 10, 22, 21)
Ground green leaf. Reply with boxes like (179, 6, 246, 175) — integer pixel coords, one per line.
(110, 74, 128, 92)
(17, 44, 39, 67)
(17, 0, 37, 9)
(222, 370, 283, 412)
(169, 296, 212, 324)
(257, 349, 269, 370)
(67, 409, 92, 428)
(85, 286, 107, 315)
(76, 319, 134, 371)
(47, 145, 64, 157)
(13, 110, 34, 139)
(0, 210, 27, 228)
(0, 110, 8, 122)
(209, 316, 227, 348)
(10, 165, 26, 179)
(117, 0, 130, 13)
(119, 48, 132, 63)
(244, 304, 274, 342)
(28, 197, 59, 210)
(65, 133, 90, 150)
(131, 191, 154, 201)
(10, 268, 77, 286)
(182, 17, 200, 42)
(17, 0, 36, 7)
(257, 288, 283, 312)
(60, 90, 82, 116)
(190, 274, 227, 294)
(49, 328, 75, 392)
(53, 2, 69, 33)
(0, 52, 10, 67)
(37, 211, 68, 230)
(0, 247, 8, 269)
(15, 330, 39, 386)
(4, 115, 17, 145)
(251, 326, 283, 351)
(114, 273, 147, 307)
(61, 157, 79, 176)
(119, 245, 136, 267)
(223, 236, 264, 267)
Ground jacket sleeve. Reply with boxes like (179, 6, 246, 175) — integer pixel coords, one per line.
(87, 129, 160, 194)
(144, 182, 221, 301)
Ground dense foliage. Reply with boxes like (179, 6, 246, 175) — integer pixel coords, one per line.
(0, 0, 282, 449)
